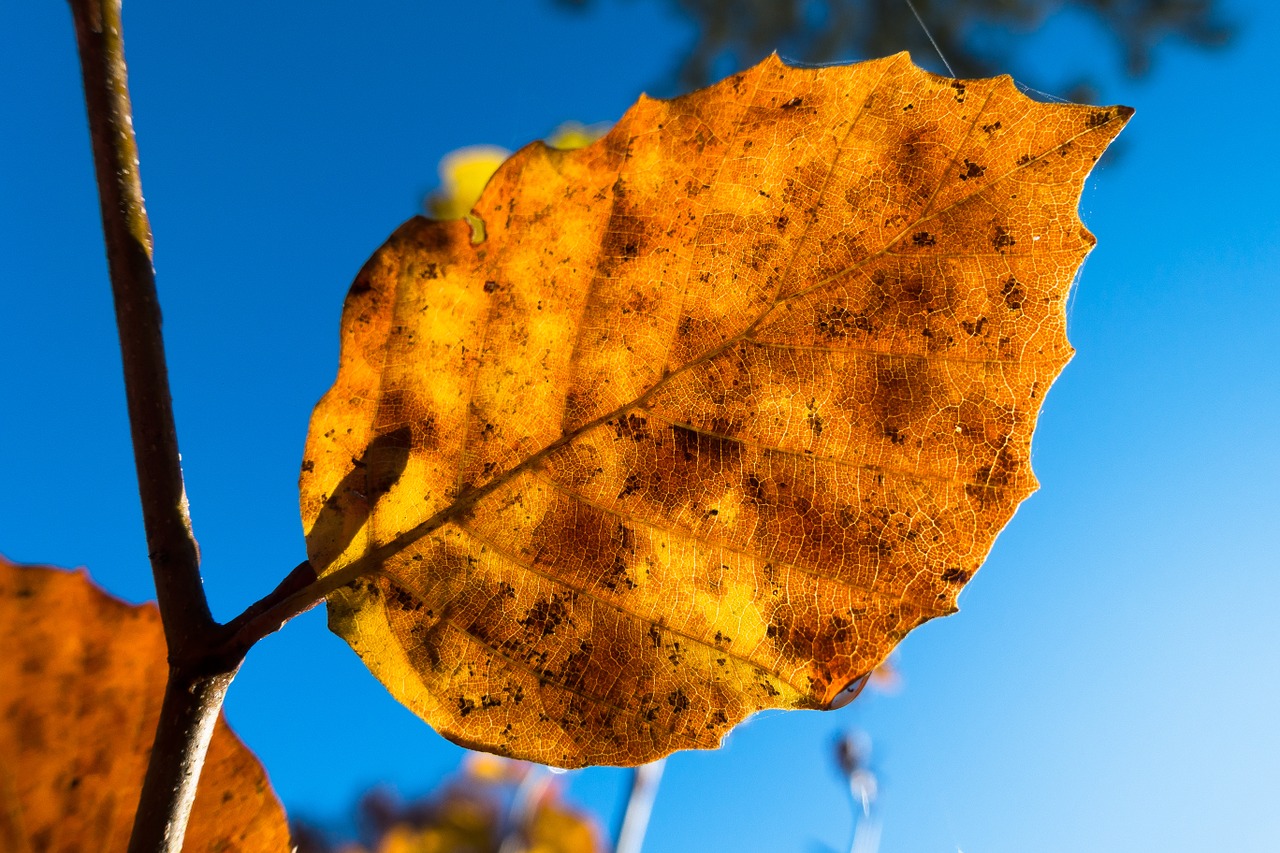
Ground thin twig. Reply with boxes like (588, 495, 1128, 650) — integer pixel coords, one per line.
(214, 559, 376, 661)
(213, 560, 317, 656)
(68, 2, 229, 850)
(616, 759, 666, 853)
(67, 0, 213, 654)
(128, 669, 239, 853)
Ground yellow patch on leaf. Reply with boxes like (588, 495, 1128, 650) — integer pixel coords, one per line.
(0, 556, 289, 852)
(301, 53, 1130, 767)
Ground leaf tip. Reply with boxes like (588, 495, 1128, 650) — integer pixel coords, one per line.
(827, 673, 871, 710)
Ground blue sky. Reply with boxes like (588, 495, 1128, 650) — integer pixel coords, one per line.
(3, 1, 1278, 851)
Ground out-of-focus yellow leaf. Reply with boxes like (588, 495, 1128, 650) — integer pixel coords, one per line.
(544, 121, 610, 150)
(306, 757, 601, 853)
(464, 752, 529, 784)
(302, 53, 1130, 767)
(524, 796, 599, 853)
(0, 556, 290, 853)
(426, 124, 609, 222)
(426, 145, 512, 220)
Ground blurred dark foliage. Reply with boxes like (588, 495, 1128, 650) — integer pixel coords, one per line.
(552, 0, 1232, 98)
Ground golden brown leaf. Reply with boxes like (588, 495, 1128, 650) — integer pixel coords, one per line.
(0, 556, 290, 852)
(300, 53, 1130, 767)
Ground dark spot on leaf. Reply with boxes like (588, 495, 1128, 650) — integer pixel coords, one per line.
(817, 305, 873, 338)
(618, 472, 641, 499)
(519, 595, 568, 637)
(1087, 109, 1114, 128)
(387, 583, 423, 612)
(602, 525, 639, 591)
(806, 399, 824, 436)
(614, 413, 649, 442)
(912, 231, 936, 247)
(1002, 276, 1026, 311)
(959, 159, 986, 180)
(563, 639, 593, 685)
(992, 225, 1016, 252)
(967, 446, 1021, 502)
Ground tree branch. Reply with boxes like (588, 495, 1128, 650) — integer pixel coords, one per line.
(68, 2, 230, 851)
(68, 0, 213, 655)
(215, 559, 388, 663)
(615, 759, 666, 853)
(127, 669, 238, 853)
(213, 559, 321, 662)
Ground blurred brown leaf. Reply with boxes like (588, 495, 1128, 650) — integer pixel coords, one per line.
(0, 556, 290, 853)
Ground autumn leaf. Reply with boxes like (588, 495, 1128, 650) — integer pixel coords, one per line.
(0, 556, 290, 852)
(300, 53, 1130, 767)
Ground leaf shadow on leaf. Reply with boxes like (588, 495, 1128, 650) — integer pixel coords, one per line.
(308, 425, 413, 563)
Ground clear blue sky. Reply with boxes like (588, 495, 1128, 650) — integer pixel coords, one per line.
(3, 1, 1278, 851)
